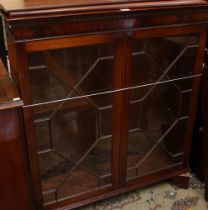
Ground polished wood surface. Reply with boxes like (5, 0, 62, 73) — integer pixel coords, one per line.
(0, 108, 34, 210)
(0, 0, 207, 19)
(0, 0, 206, 12)
(0, 59, 34, 210)
(0, 59, 22, 110)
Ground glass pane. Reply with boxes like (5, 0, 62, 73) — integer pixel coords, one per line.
(127, 80, 191, 181)
(29, 42, 115, 204)
(126, 34, 199, 181)
(34, 92, 113, 203)
(131, 34, 198, 86)
(29, 43, 114, 104)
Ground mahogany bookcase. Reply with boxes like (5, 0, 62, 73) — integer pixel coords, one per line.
(0, 0, 208, 209)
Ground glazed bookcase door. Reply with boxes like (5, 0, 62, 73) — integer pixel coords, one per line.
(125, 27, 204, 182)
(22, 33, 123, 206)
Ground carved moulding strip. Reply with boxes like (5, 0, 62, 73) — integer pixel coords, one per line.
(8, 6, 208, 28)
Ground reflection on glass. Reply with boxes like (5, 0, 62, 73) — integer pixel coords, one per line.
(29, 43, 115, 204)
(127, 34, 198, 181)
(29, 44, 114, 104)
(131, 35, 198, 86)
(35, 93, 113, 203)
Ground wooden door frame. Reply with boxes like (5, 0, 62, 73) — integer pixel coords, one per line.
(15, 32, 125, 209)
(120, 24, 207, 186)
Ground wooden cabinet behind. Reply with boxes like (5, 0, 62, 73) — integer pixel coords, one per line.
(0, 59, 33, 210)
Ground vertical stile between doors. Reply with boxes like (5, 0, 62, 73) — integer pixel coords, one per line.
(118, 32, 133, 185)
(112, 33, 126, 188)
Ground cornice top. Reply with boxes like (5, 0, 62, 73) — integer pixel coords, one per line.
(0, 0, 207, 21)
